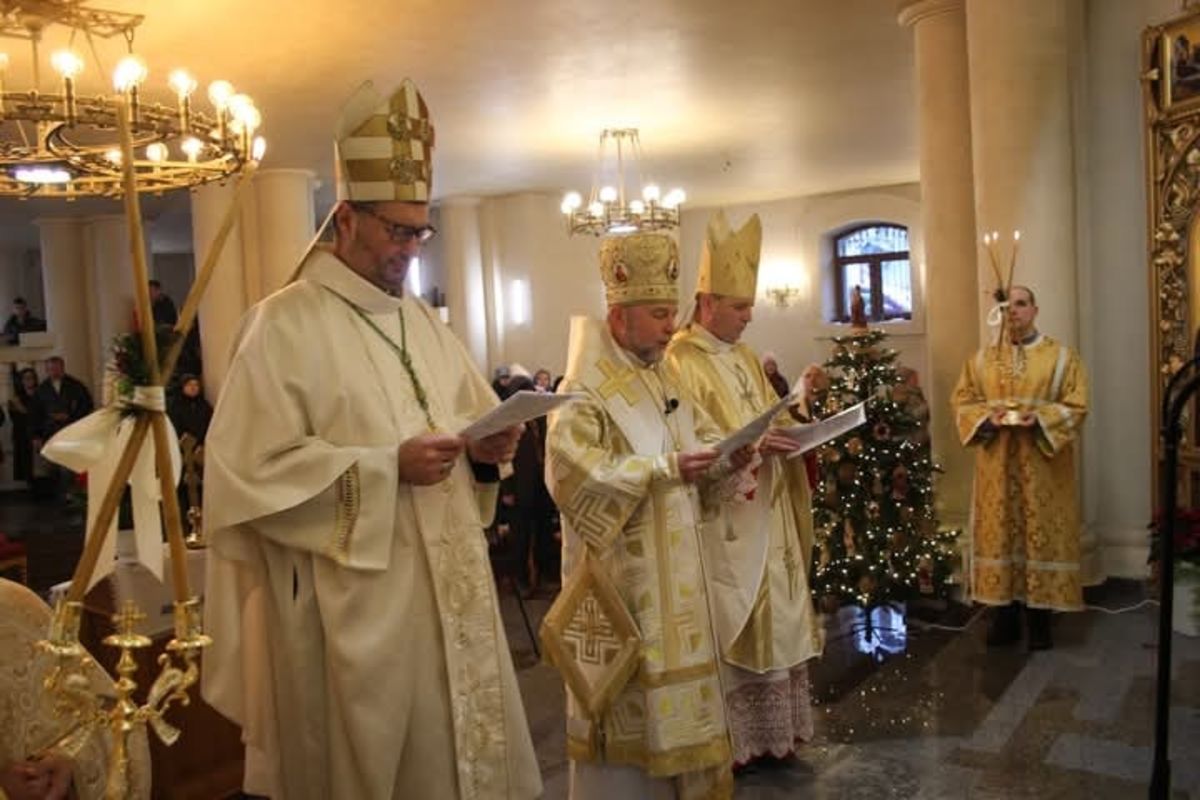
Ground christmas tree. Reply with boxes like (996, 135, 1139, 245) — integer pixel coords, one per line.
(807, 327, 959, 611)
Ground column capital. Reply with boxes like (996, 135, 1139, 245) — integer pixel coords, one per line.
(31, 216, 87, 229)
(81, 214, 127, 225)
(437, 195, 482, 209)
(897, 0, 962, 28)
(253, 167, 317, 182)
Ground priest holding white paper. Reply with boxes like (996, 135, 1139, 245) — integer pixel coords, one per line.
(666, 211, 822, 768)
(201, 78, 540, 800)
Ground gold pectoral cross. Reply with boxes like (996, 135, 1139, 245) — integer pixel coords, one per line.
(596, 357, 641, 406)
(783, 543, 799, 601)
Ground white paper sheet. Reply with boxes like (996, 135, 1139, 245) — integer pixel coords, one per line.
(459, 390, 585, 440)
(714, 395, 795, 457)
(782, 401, 868, 457)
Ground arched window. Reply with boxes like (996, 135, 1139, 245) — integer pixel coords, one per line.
(832, 223, 912, 322)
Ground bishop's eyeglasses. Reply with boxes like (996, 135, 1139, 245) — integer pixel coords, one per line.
(355, 204, 438, 245)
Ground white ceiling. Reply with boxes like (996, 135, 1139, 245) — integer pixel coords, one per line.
(0, 0, 918, 248)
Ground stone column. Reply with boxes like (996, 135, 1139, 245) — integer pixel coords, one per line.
(965, 0, 1078, 345)
(35, 218, 93, 389)
(251, 168, 316, 299)
(84, 215, 139, 390)
(898, 0, 979, 527)
(965, 0, 1100, 583)
(439, 199, 489, 370)
(191, 182, 248, 401)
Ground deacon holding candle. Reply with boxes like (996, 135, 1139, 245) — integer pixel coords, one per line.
(951, 267, 1089, 651)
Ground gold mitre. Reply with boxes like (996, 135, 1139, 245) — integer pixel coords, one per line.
(334, 78, 435, 202)
(599, 233, 681, 306)
(695, 210, 762, 300)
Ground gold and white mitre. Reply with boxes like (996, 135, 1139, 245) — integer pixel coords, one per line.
(695, 210, 762, 300)
(598, 233, 681, 306)
(334, 78, 435, 202)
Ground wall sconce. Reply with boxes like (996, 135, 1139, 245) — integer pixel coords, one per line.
(760, 259, 806, 308)
(508, 278, 530, 326)
(764, 285, 802, 308)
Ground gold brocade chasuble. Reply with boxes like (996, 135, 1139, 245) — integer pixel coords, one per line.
(666, 324, 820, 672)
(951, 335, 1088, 611)
(543, 316, 732, 790)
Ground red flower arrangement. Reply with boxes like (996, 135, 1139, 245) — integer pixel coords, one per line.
(1148, 508, 1200, 566)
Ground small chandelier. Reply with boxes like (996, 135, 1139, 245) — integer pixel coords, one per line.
(0, 0, 263, 200)
(561, 128, 685, 236)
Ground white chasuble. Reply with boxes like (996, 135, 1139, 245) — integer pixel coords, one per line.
(544, 317, 733, 800)
(666, 324, 820, 765)
(201, 248, 540, 800)
(666, 324, 820, 671)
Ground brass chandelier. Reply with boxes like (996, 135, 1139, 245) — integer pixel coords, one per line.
(0, 0, 263, 200)
(561, 128, 685, 236)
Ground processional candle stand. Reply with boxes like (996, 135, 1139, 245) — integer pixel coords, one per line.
(38, 102, 260, 799)
(1150, 356, 1200, 799)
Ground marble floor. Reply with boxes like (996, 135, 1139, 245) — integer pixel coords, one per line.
(6, 492, 1198, 799)
(500, 582, 1200, 799)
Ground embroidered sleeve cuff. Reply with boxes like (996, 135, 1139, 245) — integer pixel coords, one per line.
(250, 444, 398, 571)
(652, 452, 681, 486)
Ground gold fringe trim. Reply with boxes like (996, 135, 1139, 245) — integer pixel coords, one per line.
(327, 463, 360, 564)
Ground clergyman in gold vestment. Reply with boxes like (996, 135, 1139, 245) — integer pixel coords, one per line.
(951, 285, 1088, 650)
(201, 79, 541, 800)
(542, 233, 752, 800)
(666, 211, 820, 766)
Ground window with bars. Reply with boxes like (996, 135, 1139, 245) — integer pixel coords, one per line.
(831, 223, 912, 322)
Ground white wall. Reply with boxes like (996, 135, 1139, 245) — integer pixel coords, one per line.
(427, 185, 927, 388)
(678, 184, 927, 389)
(1082, 0, 1175, 577)
(483, 193, 603, 377)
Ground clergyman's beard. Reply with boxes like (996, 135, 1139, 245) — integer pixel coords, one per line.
(632, 343, 664, 365)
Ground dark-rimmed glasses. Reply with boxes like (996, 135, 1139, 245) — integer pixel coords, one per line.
(356, 205, 437, 245)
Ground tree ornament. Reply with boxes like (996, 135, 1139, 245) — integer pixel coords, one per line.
(917, 557, 934, 595)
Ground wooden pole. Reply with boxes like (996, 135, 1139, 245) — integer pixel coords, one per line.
(160, 161, 258, 381)
(65, 417, 151, 603)
(63, 105, 259, 605)
(116, 102, 190, 603)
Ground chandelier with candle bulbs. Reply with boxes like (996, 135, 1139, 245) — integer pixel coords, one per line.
(0, 0, 263, 200)
(561, 128, 684, 236)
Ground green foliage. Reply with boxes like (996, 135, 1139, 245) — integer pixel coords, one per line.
(808, 329, 959, 608)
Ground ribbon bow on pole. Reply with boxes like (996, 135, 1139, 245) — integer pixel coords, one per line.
(43, 386, 182, 589)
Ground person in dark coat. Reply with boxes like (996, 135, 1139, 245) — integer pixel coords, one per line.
(500, 375, 559, 595)
(168, 374, 213, 443)
(149, 280, 178, 328)
(762, 352, 791, 400)
(32, 357, 91, 500)
(2, 298, 46, 345)
(7, 367, 40, 485)
(33, 357, 93, 442)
